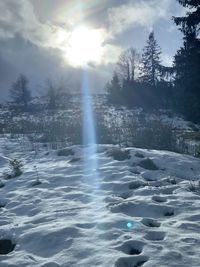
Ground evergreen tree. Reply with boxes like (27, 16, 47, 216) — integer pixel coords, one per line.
(173, 0, 200, 122)
(139, 32, 162, 87)
(107, 72, 122, 105)
(173, 0, 200, 37)
(10, 74, 31, 111)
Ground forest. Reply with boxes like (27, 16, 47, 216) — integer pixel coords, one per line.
(107, 0, 200, 123)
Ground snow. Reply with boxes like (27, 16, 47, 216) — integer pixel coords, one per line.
(0, 137, 200, 266)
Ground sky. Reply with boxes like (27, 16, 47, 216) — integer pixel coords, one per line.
(0, 0, 185, 102)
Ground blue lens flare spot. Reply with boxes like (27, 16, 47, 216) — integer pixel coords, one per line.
(127, 222, 133, 229)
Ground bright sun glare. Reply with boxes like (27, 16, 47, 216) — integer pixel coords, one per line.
(66, 26, 104, 66)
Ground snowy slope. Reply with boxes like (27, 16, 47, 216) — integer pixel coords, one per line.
(0, 138, 200, 267)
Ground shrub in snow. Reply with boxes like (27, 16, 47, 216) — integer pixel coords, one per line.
(31, 165, 42, 186)
(107, 148, 131, 161)
(167, 176, 177, 184)
(194, 149, 200, 158)
(57, 148, 74, 157)
(4, 159, 23, 179)
(138, 158, 159, 170)
(131, 119, 176, 151)
(188, 180, 200, 194)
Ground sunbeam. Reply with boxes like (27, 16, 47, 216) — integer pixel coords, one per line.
(82, 70, 98, 184)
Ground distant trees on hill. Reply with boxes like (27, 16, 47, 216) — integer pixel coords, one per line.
(8, 75, 73, 112)
(107, 72, 121, 105)
(45, 80, 63, 109)
(107, 31, 174, 110)
(107, 0, 200, 123)
(10, 74, 31, 111)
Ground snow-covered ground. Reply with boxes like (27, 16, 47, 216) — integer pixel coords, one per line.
(0, 137, 200, 267)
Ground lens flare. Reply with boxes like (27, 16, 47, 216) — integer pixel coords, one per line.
(66, 26, 104, 66)
(82, 70, 99, 188)
(127, 222, 133, 229)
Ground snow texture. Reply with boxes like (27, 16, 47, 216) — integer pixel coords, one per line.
(0, 137, 200, 266)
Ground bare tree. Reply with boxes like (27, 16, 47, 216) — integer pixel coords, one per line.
(46, 79, 70, 109)
(117, 47, 140, 83)
(10, 74, 31, 111)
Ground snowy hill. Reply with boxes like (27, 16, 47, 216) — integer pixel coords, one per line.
(0, 138, 200, 267)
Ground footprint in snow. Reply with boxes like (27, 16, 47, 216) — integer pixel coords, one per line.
(129, 181, 146, 190)
(115, 255, 149, 267)
(144, 230, 166, 241)
(76, 222, 96, 229)
(160, 186, 178, 195)
(152, 195, 167, 203)
(141, 218, 161, 228)
(110, 202, 175, 219)
(118, 191, 133, 200)
(0, 199, 7, 209)
(0, 239, 16, 255)
(116, 240, 145, 255)
(163, 208, 174, 217)
(39, 262, 60, 267)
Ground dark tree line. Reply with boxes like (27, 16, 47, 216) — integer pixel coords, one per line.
(173, 0, 200, 122)
(107, 0, 200, 122)
(107, 32, 173, 110)
(9, 75, 71, 111)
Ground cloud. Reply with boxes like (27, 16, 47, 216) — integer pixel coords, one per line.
(162, 54, 173, 67)
(0, 0, 184, 101)
(108, 0, 177, 35)
(0, 0, 66, 48)
(0, 0, 121, 67)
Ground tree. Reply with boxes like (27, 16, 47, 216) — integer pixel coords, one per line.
(173, 0, 200, 37)
(139, 32, 162, 87)
(115, 47, 140, 107)
(46, 80, 68, 109)
(10, 74, 31, 111)
(107, 72, 122, 105)
(117, 47, 140, 83)
(173, 0, 200, 122)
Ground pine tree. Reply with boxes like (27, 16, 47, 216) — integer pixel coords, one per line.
(173, 0, 200, 122)
(10, 74, 31, 111)
(107, 72, 122, 105)
(173, 0, 200, 36)
(139, 32, 162, 87)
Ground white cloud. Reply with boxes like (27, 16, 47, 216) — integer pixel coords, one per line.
(162, 54, 173, 67)
(0, 0, 121, 67)
(0, 0, 184, 68)
(108, 0, 176, 35)
(0, 0, 69, 48)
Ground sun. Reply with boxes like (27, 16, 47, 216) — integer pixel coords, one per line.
(66, 26, 104, 67)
